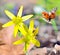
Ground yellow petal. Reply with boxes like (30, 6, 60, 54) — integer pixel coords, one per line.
(13, 25, 19, 37)
(2, 21, 14, 27)
(31, 38, 40, 47)
(17, 6, 23, 17)
(19, 26, 27, 36)
(34, 27, 39, 36)
(22, 15, 33, 21)
(5, 10, 15, 19)
(24, 43, 30, 52)
(29, 20, 34, 33)
(13, 38, 24, 45)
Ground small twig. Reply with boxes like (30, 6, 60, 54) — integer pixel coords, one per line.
(0, 41, 5, 46)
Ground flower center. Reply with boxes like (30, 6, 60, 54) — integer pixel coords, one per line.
(13, 16, 22, 25)
(27, 32, 34, 39)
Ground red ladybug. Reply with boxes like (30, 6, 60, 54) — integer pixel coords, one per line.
(42, 8, 57, 22)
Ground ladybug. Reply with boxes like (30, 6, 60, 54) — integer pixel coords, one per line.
(42, 7, 57, 23)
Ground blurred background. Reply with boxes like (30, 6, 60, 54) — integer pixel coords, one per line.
(0, 0, 60, 55)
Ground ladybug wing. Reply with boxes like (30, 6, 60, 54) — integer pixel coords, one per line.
(33, 6, 46, 14)
(50, 7, 57, 13)
(42, 12, 50, 20)
(49, 12, 56, 19)
(49, 7, 57, 19)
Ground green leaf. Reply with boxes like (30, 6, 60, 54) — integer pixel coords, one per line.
(51, 19, 58, 32)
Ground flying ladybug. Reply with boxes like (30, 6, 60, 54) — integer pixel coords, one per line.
(42, 7, 57, 23)
(33, 6, 58, 32)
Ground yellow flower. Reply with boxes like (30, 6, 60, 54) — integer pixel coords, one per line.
(2, 6, 33, 37)
(13, 20, 40, 52)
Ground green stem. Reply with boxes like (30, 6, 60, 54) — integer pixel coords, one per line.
(26, 52, 28, 55)
(25, 42, 26, 53)
(25, 42, 28, 55)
